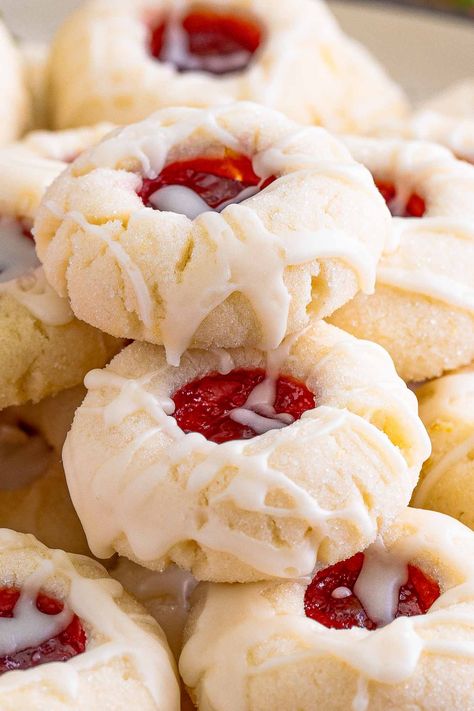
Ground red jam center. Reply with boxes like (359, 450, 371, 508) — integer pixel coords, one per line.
(172, 367, 316, 444)
(304, 553, 440, 630)
(375, 180, 426, 218)
(139, 153, 274, 211)
(150, 9, 262, 74)
(0, 588, 86, 674)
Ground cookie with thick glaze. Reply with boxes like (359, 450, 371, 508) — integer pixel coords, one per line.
(63, 320, 429, 582)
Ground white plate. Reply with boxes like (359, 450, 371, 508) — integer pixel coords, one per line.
(0, 0, 473, 102)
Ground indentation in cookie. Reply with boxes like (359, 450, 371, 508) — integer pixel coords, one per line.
(0, 217, 38, 284)
(304, 539, 440, 630)
(172, 367, 315, 443)
(375, 180, 426, 218)
(0, 587, 86, 674)
(138, 152, 275, 218)
(150, 7, 262, 75)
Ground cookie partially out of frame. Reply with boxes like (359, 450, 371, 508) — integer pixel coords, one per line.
(329, 136, 474, 382)
(48, 0, 407, 133)
(181, 508, 474, 711)
(0, 126, 122, 409)
(0, 529, 179, 710)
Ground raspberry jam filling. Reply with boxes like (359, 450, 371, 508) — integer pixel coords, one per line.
(375, 180, 426, 218)
(304, 551, 440, 631)
(150, 8, 262, 74)
(0, 216, 38, 284)
(0, 588, 86, 674)
(139, 153, 275, 218)
(172, 367, 315, 444)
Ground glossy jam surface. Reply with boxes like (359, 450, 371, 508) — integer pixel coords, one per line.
(375, 180, 426, 218)
(172, 367, 316, 444)
(139, 153, 274, 211)
(150, 9, 262, 74)
(0, 588, 86, 674)
(304, 553, 440, 630)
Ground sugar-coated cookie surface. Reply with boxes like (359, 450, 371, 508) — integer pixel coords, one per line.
(48, 0, 407, 133)
(0, 20, 30, 145)
(34, 103, 391, 362)
(410, 81, 474, 164)
(0, 387, 89, 555)
(180, 508, 474, 711)
(0, 529, 180, 710)
(412, 368, 474, 529)
(63, 320, 429, 582)
(329, 136, 474, 382)
(0, 128, 122, 409)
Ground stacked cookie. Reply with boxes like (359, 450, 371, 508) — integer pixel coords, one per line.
(0, 0, 474, 708)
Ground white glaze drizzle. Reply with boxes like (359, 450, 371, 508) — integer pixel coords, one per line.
(157, 2, 253, 75)
(0, 267, 74, 326)
(332, 586, 352, 599)
(228, 332, 306, 434)
(179, 508, 474, 711)
(63, 328, 427, 578)
(0, 215, 73, 325)
(345, 137, 474, 311)
(0, 217, 39, 284)
(0, 561, 73, 656)
(0, 540, 180, 707)
(148, 183, 260, 219)
(62, 106, 380, 364)
(353, 538, 408, 627)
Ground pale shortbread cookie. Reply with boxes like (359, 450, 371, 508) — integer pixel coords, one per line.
(34, 103, 391, 363)
(180, 508, 474, 711)
(410, 80, 474, 164)
(0, 386, 89, 555)
(0, 129, 122, 409)
(63, 320, 430, 583)
(329, 137, 474, 382)
(47, 0, 407, 133)
(412, 368, 474, 530)
(0, 20, 30, 145)
(0, 529, 179, 710)
(107, 559, 197, 658)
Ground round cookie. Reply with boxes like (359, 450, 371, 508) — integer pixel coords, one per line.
(0, 386, 89, 555)
(409, 81, 474, 165)
(0, 20, 30, 145)
(63, 319, 430, 583)
(412, 368, 474, 529)
(328, 136, 474, 382)
(47, 0, 407, 133)
(0, 528, 179, 710)
(180, 508, 474, 711)
(34, 103, 391, 363)
(0, 131, 122, 409)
